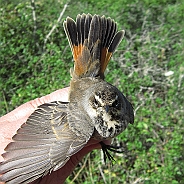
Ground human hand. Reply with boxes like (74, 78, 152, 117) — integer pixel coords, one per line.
(0, 87, 104, 184)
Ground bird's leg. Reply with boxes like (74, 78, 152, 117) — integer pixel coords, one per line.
(100, 141, 125, 164)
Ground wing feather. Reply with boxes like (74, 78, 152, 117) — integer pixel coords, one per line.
(0, 101, 94, 184)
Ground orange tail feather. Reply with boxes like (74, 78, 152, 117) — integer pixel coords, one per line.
(64, 14, 124, 79)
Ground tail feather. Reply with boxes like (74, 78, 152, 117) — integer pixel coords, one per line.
(103, 17, 117, 48)
(101, 30, 124, 74)
(84, 14, 92, 41)
(88, 15, 101, 51)
(109, 31, 125, 53)
(64, 13, 124, 79)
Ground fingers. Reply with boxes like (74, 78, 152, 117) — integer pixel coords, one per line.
(40, 87, 69, 103)
(0, 87, 70, 122)
(65, 139, 112, 174)
(0, 88, 70, 162)
(85, 139, 112, 147)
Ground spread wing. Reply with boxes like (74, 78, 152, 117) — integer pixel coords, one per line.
(0, 101, 94, 184)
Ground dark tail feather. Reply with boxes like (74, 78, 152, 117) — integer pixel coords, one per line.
(63, 14, 124, 79)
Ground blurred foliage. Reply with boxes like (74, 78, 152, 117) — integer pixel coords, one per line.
(0, 0, 184, 183)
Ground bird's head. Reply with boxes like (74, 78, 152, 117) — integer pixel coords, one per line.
(87, 83, 131, 139)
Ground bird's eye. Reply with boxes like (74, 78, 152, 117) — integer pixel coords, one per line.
(95, 92, 101, 98)
(89, 96, 100, 109)
(93, 98, 99, 108)
(112, 99, 119, 108)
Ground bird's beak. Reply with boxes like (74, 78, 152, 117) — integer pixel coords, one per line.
(104, 105, 109, 113)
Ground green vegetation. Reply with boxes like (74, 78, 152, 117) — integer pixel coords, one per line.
(0, 0, 183, 183)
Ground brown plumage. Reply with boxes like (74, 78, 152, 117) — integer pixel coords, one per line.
(0, 14, 134, 184)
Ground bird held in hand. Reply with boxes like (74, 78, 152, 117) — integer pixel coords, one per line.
(0, 13, 134, 184)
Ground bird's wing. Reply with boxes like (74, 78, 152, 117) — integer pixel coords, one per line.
(0, 101, 94, 184)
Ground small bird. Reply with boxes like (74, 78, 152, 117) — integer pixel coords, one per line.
(0, 13, 134, 183)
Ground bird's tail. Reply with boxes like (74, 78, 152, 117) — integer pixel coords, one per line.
(64, 13, 124, 79)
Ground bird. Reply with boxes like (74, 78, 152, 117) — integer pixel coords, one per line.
(0, 13, 134, 184)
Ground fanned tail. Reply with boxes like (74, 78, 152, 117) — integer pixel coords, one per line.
(63, 13, 124, 79)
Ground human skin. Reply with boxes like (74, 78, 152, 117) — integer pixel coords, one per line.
(0, 87, 106, 184)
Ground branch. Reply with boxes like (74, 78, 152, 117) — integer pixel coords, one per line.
(30, 0, 38, 49)
(43, 3, 68, 50)
(30, 0, 37, 34)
